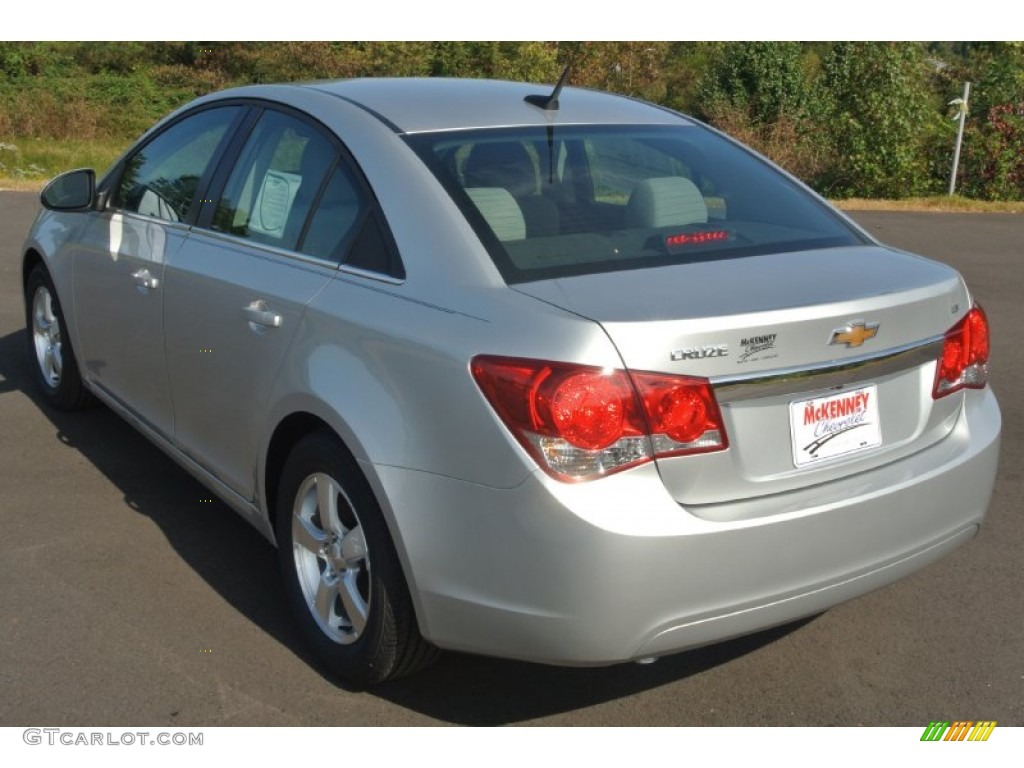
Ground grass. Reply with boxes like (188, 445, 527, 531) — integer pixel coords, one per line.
(0, 137, 128, 190)
(833, 196, 1024, 214)
(2, 138, 1023, 215)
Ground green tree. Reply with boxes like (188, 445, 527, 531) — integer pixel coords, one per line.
(932, 42, 1024, 117)
(429, 42, 559, 83)
(661, 42, 720, 115)
(818, 42, 943, 198)
(695, 41, 814, 125)
(936, 43, 1024, 199)
(687, 42, 829, 184)
(555, 42, 670, 103)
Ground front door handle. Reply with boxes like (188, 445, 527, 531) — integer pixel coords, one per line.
(242, 300, 283, 329)
(132, 268, 160, 290)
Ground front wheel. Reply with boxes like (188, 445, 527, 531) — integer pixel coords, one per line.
(275, 430, 438, 684)
(24, 265, 93, 410)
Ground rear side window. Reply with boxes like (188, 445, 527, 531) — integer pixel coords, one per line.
(406, 124, 865, 283)
(212, 110, 336, 251)
(112, 106, 240, 223)
(300, 163, 367, 263)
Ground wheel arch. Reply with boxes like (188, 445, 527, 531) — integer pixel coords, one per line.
(261, 406, 432, 642)
(264, 411, 338, 534)
(22, 248, 44, 291)
(259, 369, 410, 539)
(262, 405, 400, 546)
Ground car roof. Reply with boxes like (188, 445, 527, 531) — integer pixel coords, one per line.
(293, 77, 690, 134)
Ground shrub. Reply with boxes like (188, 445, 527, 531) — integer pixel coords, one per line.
(817, 42, 944, 199)
(960, 103, 1024, 200)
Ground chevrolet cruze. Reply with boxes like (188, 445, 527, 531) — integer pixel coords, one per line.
(22, 76, 1001, 683)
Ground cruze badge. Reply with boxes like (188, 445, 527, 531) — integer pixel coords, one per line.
(829, 320, 879, 348)
(671, 344, 729, 361)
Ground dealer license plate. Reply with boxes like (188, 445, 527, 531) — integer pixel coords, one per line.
(790, 385, 882, 468)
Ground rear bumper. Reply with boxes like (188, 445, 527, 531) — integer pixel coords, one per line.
(369, 387, 1000, 666)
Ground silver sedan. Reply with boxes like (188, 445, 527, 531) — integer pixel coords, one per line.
(21, 76, 1001, 683)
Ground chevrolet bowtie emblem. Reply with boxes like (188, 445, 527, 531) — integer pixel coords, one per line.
(829, 320, 879, 348)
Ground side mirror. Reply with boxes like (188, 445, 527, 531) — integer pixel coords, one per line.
(40, 168, 96, 212)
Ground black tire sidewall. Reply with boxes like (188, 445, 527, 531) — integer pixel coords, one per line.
(275, 431, 401, 685)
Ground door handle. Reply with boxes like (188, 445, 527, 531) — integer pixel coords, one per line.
(132, 268, 160, 290)
(242, 300, 283, 329)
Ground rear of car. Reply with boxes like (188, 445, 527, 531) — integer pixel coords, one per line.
(381, 98, 1001, 664)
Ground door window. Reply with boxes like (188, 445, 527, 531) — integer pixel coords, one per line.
(212, 110, 336, 251)
(112, 106, 240, 223)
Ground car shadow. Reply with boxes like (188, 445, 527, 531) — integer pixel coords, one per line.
(0, 327, 816, 725)
(374, 618, 815, 725)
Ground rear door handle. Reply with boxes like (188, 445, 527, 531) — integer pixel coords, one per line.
(132, 268, 160, 290)
(242, 300, 283, 329)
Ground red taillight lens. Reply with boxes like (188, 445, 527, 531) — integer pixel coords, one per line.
(547, 372, 628, 450)
(658, 387, 707, 442)
(632, 372, 729, 456)
(967, 307, 990, 363)
(472, 356, 727, 481)
(933, 305, 990, 398)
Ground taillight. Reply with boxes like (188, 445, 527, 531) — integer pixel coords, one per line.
(547, 371, 631, 450)
(632, 372, 728, 457)
(471, 356, 728, 481)
(933, 305, 990, 398)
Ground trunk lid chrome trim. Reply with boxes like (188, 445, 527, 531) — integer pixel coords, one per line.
(712, 336, 943, 403)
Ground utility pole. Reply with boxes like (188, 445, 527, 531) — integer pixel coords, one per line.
(948, 82, 970, 197)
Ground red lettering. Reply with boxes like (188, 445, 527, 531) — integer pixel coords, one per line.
(803, 403, 816, 425)
(802, 392, 873, 426)
(802, 391, 873, 427)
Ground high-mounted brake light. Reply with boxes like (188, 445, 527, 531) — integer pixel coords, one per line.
(933, 305, 990, 399)
(471, 356, 728, 481)
(665, 230, 730, 247)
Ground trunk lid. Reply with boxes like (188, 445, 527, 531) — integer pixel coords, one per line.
(514, 245, 970, 515)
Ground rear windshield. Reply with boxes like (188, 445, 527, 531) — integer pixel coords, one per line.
(405, 124, 866, 284)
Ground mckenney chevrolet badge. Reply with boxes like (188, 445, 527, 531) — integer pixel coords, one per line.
(791, 385, 882, 467)
(21, 75, 1001, 683)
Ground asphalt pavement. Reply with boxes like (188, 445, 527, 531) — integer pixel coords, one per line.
(0, 191, 1020, 726)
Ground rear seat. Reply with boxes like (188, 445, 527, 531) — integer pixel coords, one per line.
(463, 142, 560, 237)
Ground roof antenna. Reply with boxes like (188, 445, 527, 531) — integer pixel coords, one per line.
(525, 63, 571, 111)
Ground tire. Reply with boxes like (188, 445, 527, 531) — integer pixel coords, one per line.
(275, 430, 439, 684)
(24, 265, 94, 410)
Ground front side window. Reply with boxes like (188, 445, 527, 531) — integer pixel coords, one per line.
(212, 110, 336, 252)
(406, 124, 866, 283)
(112, 106, 240, 223)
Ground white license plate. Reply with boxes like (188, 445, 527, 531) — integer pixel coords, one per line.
(790, 385, 882, 468)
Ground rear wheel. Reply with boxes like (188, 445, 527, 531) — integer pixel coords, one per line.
(275, 430, 438, 684)
(24, 265, 93, 410)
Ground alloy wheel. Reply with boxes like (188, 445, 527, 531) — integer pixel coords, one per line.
(291, 472, 371, 645)
(32, 285, 63, 389)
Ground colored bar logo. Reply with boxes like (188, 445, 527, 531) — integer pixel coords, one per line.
(920, 721, 997, 741)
